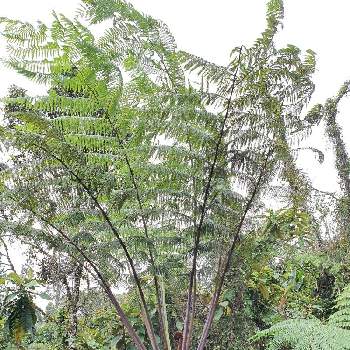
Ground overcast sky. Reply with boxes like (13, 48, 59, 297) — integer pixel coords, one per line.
(1, 0, 350, 192)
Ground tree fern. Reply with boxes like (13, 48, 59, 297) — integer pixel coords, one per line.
(253, 284, 350, 349)
(0, 0, 327, 349)
(328, 285, 350, 330)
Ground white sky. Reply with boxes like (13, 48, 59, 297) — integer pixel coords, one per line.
(0, 0, 349, 196)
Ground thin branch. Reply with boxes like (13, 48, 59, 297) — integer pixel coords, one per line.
(0, 237, 16, 273)
(197, 149, 273, 350)
(182, 46, 243, 350)
(34, 143, 157, 350)
(31, 212, 147, 350)
(82, 80, 161, 350)
(311, 187, 338, 201)
(105, 115, 168, 350)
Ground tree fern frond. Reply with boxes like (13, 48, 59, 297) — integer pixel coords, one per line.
(254, 284, 350, 349)
(253, 318, 350, 350)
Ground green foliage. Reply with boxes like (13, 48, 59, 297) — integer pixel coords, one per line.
(254, 318, 350, 350)
(328, 285, 350, 329)
(263, 208, 311, 239)
(5, 293, 37, 344)
(0, 271, 44, 345)
(253, 284, 350, 349)
(0, 0, 348, 349)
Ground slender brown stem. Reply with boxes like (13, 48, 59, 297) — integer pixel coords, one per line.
(123, 157, 168, 350)
(196, 149, 272, 350)
(34, 144, 158, 350)
(86, 85, 161, 350)
(0, 237, 16, 273)
(104, 115, 168, 350)
(32, 214, 147, 350)
(95, 114, 165, 350)
(182, 46, 243, 350)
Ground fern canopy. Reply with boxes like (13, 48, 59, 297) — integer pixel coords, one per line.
(0, 0, 344, 349)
